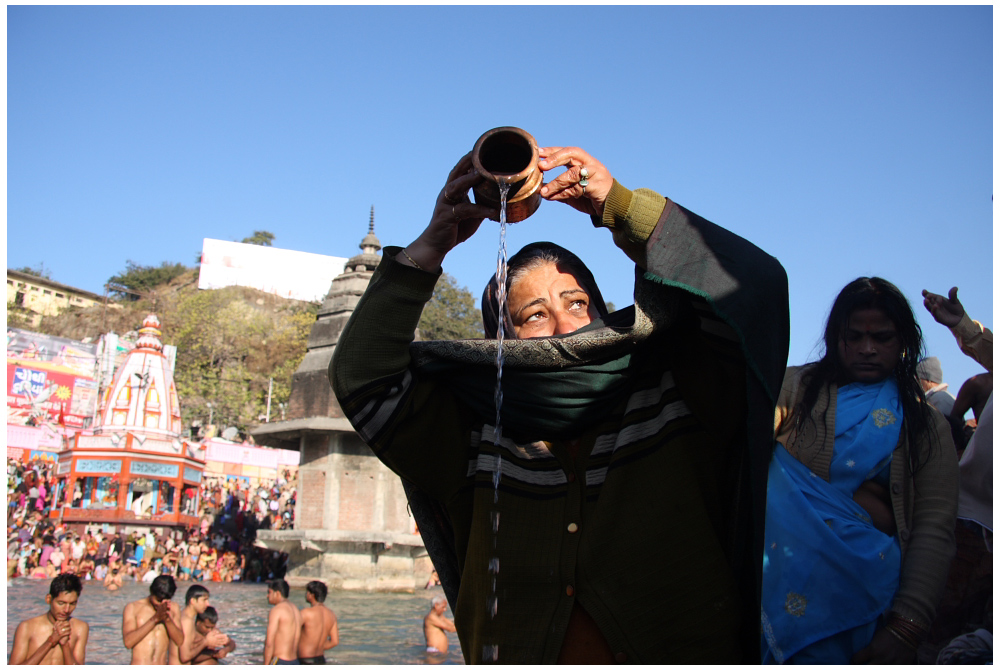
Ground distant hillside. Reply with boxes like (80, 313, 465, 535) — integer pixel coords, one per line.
(29, 263, 482, 437)
(33, 268, 317, 435)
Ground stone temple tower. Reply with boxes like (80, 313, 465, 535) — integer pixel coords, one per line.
(253, 209, 429, 590)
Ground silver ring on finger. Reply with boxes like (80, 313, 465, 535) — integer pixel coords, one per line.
(578, 166, 590, 188)
(452, 205, 459, 221)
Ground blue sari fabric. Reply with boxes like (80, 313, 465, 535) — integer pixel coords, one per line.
(762, 379, 903, 663)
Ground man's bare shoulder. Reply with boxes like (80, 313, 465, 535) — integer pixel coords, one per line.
(268, 603, 288, 621)
(71, 618, 89, 633)
(126, 598, 151, 612)
(18, 613, 51, 632)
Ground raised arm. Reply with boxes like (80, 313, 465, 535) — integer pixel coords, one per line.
(162, 602, 184, 647)
(430, 612, 457, 633)
(397, 152, 498, 274)
(211, 638, 237, 660)
(122, 602, 156, 650)
(9, 620, 66, 665)
(923, 287, 993, 373)
(538, 145, 789, 403)
(180, 629, 229, 663)
(62, 621, 88, 665)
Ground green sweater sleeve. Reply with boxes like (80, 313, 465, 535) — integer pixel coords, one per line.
(329, 248, 474, 500)
(330, 247, 437, 398)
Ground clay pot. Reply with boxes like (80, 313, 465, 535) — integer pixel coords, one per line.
(471, 127, 543, 223)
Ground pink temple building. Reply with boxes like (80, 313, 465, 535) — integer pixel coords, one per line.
(53, 314, 206, 530)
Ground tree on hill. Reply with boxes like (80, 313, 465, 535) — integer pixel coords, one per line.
(241, 230, 275, 246)
(13, 263, 52, 280)
(166, 287, 315, 431)
(37, 272, 316, 434)
(107, 260, 189, 300)
(418, 273, 483, 341)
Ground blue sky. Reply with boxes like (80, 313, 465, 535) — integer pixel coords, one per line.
(8, 6, 993, 410)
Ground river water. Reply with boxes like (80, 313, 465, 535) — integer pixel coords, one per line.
(6, 578, 464, 664)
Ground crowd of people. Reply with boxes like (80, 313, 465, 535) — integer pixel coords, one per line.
(7, 468, 296, 584)
(7, 456, 59, 520)
(195, 470, 298, 534)
(6, 469, 299, 587)
(7, 515, 292, 587)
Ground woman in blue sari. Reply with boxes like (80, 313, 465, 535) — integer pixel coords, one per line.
(762, 277, 959, 664)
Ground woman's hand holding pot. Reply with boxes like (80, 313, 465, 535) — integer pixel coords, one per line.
(401, 152, 499, 273)
(537, 146, 614, 218)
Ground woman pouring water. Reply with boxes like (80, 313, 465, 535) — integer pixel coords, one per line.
(331, 144, 790, 663)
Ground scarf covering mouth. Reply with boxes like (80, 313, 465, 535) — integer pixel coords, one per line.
(411, 274, 679, 441)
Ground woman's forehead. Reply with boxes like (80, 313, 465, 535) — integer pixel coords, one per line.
(514, 262, 587, 293)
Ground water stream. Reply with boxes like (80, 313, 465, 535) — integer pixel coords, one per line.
(5, 579, 464, 665)
(482, 181, 510, 664)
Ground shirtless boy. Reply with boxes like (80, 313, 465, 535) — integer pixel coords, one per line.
(104, 566, 124, 591)
(122, 574, 184, 664)
(169, 585, 226, 665)
(182, 607, 236, 665)
(9, 574, 90, 664)
(297, 581, 339, 664)
(264, 579, 301, 665)
(423, 596, 455, 655)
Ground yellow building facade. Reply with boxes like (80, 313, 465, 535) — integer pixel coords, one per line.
(7, 269, 105, 325)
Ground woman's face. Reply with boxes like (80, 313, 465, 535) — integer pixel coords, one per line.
(508, 263, 599, 339)
(838, 307, 902, 384)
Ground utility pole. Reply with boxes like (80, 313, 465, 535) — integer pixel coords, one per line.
(265, 377, 273, 422)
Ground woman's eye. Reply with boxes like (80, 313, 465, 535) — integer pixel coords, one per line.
(525, 311, 545, 323)
(569, 300, 587, 312)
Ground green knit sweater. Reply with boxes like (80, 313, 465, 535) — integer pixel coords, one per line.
(331, 182, 789, 663)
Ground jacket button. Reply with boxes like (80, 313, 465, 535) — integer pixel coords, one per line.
(615, 652, 628, 663)
(567, 523, 579, 533)
(565, 585, 574, 596)
(891, 482, 902, 495)
(899, 529, 910, 542)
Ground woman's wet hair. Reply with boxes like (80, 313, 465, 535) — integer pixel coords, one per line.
(306, 580, 328, 603)
(150, 575, 177, 601)
(481, 242, 609, 339)
(50, 573, 82, 598)
(795, 276, 934, 475)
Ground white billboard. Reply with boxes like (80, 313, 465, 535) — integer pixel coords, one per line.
(198, 239, 347, 302)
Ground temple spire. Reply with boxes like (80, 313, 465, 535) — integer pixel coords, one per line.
(349, 207, 383, 271)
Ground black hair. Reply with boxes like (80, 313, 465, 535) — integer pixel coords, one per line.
(50, 573, 82, 598)
(196, 606, 218, 625)
(185, 584, 210, 605)
(794, 277, 935, 476)
(306, 580, 327, 603)
(268, 578, 289, 599)
(150, 574, 177, 601)
(481, 242, 609, 339)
